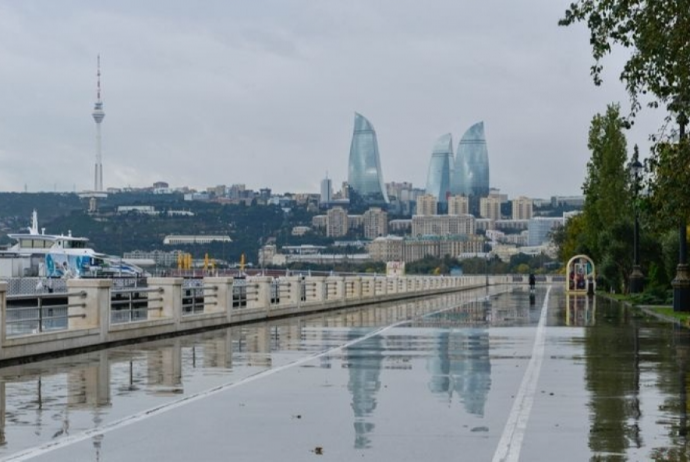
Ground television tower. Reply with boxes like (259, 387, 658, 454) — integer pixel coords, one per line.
(92, 55, 105, 192)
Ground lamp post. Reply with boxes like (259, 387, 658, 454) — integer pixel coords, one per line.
(629, 157, 644, 294)
(673, 115, 690, 311)
(485, 253, 490, 287)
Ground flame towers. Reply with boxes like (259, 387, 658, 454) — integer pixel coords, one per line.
(425, 133, 454, 204)
(452, 121, 489, 198)
(348, 113, 389, 205)
(92, 56, 105, 192)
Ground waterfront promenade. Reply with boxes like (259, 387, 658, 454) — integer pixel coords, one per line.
(0, 285, 688, 461)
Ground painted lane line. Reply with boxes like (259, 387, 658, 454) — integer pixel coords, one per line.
(1, 319, 412, 462)
(2, 291, 490, 462)
(492, 286, 552, 462)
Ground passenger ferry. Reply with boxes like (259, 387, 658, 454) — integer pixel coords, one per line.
(0, 210, 145, 278)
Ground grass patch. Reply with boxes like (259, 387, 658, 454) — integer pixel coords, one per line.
(651, 307, 690, 324)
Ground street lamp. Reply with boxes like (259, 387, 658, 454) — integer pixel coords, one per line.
(629, 157, 644, 294)
(673, 116, 690, 311)
(485, 253, 490, 287)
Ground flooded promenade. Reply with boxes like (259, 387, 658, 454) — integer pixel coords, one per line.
(0, 285, 688, 461)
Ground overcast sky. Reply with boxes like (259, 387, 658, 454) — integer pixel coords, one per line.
(0, 1, 666, 199)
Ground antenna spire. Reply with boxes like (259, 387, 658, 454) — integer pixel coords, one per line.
(92, 55, 105, 192)
(96, 54, 101, 102)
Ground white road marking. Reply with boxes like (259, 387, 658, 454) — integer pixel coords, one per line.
(1, 293, 485, 461)
(492, 286, 552, 462)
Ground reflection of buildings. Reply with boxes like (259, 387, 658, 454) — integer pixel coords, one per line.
(345, 331, 384, 449)
(427, 330, 491, 417)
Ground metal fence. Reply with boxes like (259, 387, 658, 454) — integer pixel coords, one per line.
(5, 292, 86, 336)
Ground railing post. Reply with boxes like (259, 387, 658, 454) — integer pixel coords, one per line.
(310, 277, 326, 302)
(326, 276, 345, 301)
(361, 277, 373, 298)
(203, 277, 234, 318)
(388, 277, 398, 294)
(67, 279, 112, 340)
(285, 276, 303, 306)
(147, 278, 183, 322)
(345, 276, 362, 299)
(0, 282, 7, 346)
(253, 276, 273, 308)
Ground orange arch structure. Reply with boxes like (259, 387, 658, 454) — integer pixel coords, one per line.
(566, 254, 596, 294)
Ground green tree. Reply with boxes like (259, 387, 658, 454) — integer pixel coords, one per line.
(559, 1, 690, 122)
(583, 105, 635, 289)
(560, 1, 690, 296)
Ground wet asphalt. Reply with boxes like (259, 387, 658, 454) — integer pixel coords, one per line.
(0, 285, 687, 461)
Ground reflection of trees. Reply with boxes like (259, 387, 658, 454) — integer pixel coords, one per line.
(427, 329, 491, 417)
(585, 298, 641, 458)
(345, 331, 383, 449)
(649, 325, 690, 460)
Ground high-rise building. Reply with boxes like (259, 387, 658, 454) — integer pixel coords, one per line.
(327, 207, 348, 237)
(452, 121, 489, 199)
(348, 113, 389, 204)
(411, 215, 476, 237)
(512, 196, 533, 220)
(363, 207, 388, 239)
(448, 195, 469, 216)
(528, 217, 564, 246)
(479, 196, 501, 220)
(425, 134, 453, 204)
(320, 176, 332, 205)
(416, 194, 438, 216)
(92, 56, 105, 192)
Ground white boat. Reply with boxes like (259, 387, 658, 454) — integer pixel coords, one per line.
(0, 210, 145, 278)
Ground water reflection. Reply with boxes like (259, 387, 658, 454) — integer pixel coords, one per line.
(345, 333, 383, 449)
(566, 294, 596, 326)
(0, 288, 510, 458)
(585, 298, 642, 458)
(427, 329, 491, 417)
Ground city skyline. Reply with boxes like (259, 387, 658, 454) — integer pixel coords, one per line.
(0, 1, 665, 197)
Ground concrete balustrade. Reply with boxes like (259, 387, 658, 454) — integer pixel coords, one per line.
(203, 277, 234, 318)
(67, 279, 112, 341)
(252, 277, 273, 309)
(326, 276, 345, 301)
(148, 277, 183, 321)
(284, 276, 304, 306)
(0, 274, 493, 364)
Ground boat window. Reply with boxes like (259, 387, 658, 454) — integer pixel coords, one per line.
(19, 239, 51, 249)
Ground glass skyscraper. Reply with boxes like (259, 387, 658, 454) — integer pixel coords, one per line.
(348, 113, 389, 204)
(452, 121, 489, 198)
(425, 133, 454, 204)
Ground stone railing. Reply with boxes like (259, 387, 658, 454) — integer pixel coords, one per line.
(0, 274, 492, 364)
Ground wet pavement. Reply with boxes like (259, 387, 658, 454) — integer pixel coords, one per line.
(0, 285, 689, 461)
